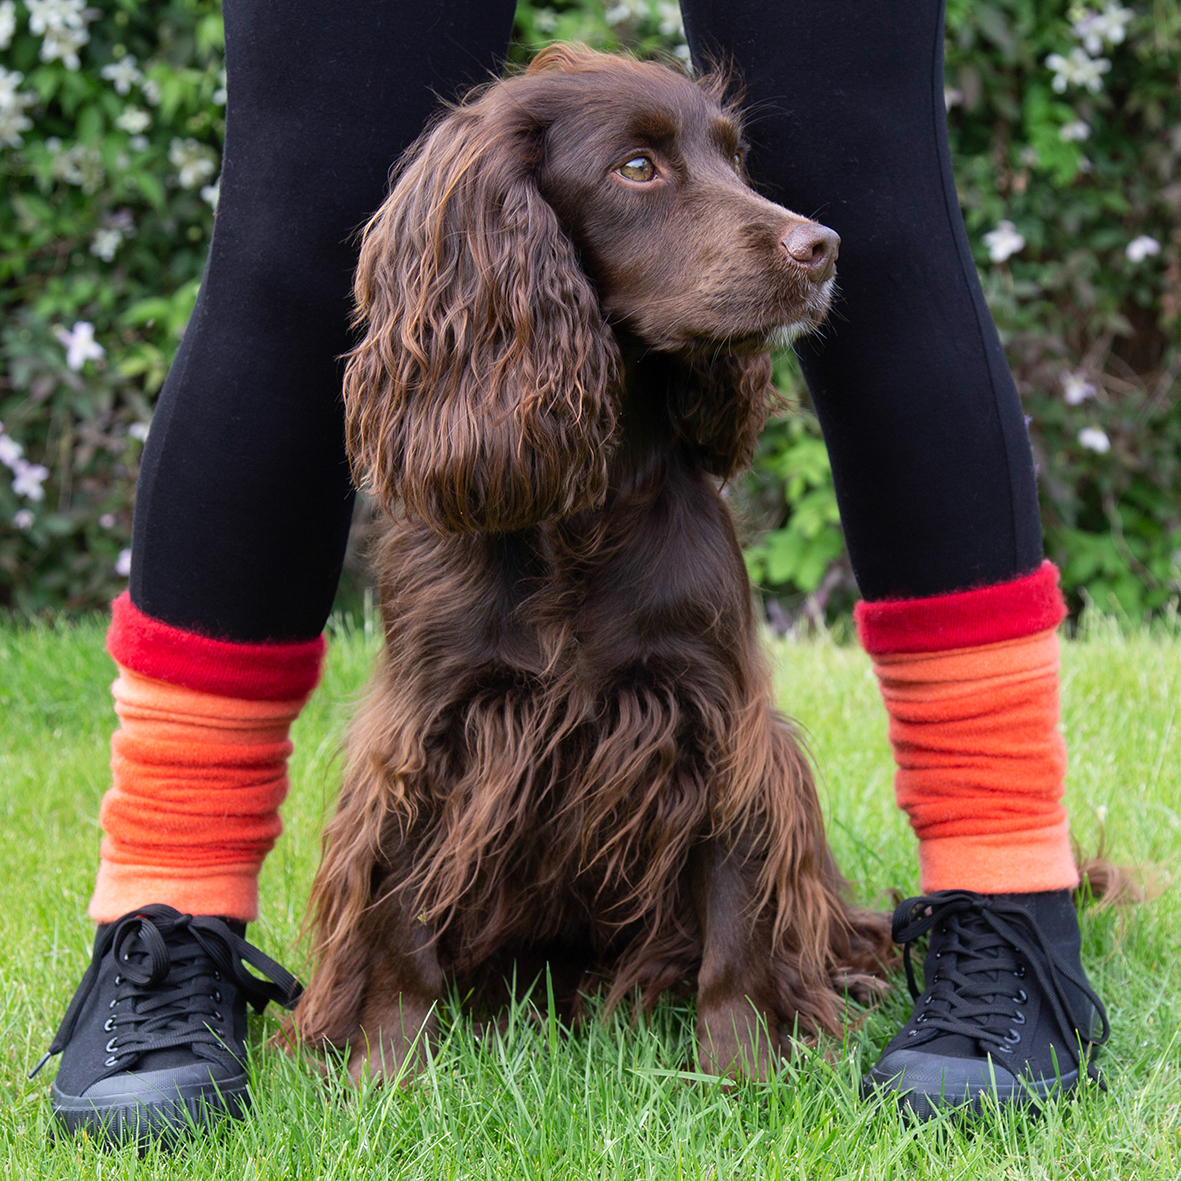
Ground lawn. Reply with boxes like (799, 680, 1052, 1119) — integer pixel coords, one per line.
(1, 616, 1178, 1179)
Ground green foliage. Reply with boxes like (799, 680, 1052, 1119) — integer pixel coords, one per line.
(744, 0, 1181, 627)
(942, 0, 1181, 624)
(1, 0, 1178, 622)
(1, 0, 223, 613)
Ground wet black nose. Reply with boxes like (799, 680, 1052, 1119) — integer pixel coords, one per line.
(782, 222, 840, 283)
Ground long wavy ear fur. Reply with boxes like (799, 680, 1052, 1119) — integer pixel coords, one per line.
(344, 84, 621, 533)
(672, 352, 780, 480)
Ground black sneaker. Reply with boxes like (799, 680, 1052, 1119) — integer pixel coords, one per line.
(862, 889, 1109, 1119)
(32, 904, 303, 1147)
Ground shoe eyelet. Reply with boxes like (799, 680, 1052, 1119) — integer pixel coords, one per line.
(105, 1037, 120, 1053)
(213, 1010, 222, 1021)
(907, 1029, 917, 1037)
(1012, 1010, 1026, 1025)
(109, 998, 118, 1009)
(923, 996, 932, 1005)
(104, 1017, 115, 1032)
(996, 1044, 1013, 1055)
(213, 990, 222, 1003)
(1013, 988, 1027, 1004)
(104, 1055, 119, 1067)
(122, 952, 130, 962)
(935, 952, 941, 959)
(1014, 964, 1026, 978)
(113, 975, 121, 986)
(214, 970, 221, 981)
(1004, 1029, 1022, 1045)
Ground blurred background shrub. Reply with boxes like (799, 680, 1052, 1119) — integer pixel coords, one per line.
(1, 0, 1177, 624)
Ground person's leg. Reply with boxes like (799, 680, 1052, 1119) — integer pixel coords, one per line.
(39, 0, 516, 1145)
(680, 0, 1105, 1115)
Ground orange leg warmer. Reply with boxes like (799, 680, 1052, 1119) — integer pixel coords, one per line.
(89, 594, 324, 923)
(855, 561, 1079, 894)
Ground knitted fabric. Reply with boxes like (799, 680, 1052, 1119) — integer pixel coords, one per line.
(857, 565, 1078, 894)
(89, 665, 310, 923)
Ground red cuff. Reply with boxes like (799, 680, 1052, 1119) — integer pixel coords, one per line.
(107, 592, 326, 701)
(854, 561, 1067, 656)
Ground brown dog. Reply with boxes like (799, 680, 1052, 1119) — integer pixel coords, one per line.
(292, 45, 891, 1082)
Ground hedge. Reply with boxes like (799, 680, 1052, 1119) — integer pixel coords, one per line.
(1, 1, 1178, 623)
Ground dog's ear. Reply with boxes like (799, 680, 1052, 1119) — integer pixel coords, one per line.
(672, 352, 778, 481)
(344, 90, 620, 533)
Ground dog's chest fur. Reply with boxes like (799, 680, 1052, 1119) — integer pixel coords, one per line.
(368, 428, 753, 964)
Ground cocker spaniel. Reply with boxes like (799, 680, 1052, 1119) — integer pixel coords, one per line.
(292, 44, 892, 1081)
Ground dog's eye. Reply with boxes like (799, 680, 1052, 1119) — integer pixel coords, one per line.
(618, 156, 656, 183)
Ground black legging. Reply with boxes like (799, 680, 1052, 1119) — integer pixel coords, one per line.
(130, 0, 1043, 643)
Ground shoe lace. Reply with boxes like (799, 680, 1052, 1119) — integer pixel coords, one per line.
(30, 905, 303, 1080)
(893, 891, 1109, 1069)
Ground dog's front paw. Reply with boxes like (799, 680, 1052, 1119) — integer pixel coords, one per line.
(696, 1000, 779, 1082)
(347, 998, 439, 1086)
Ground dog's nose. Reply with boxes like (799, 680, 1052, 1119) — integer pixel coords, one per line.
(782, 222, 840, 283)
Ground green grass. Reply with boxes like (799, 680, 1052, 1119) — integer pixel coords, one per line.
(1, 617, 1178, 1179)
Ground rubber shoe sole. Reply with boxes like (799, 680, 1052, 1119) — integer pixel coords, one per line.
(50, 1069, 249, 1148)
(860, 1056, 1080, 1120)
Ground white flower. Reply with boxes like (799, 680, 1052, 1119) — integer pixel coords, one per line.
(1061, 369, 1097, 405)
(168, 136, 217, 189)
(944, 86, 964, 111)
(26, 0, 86, 34)
(1070, 3, 1134, 54)
(200, 178, 220, 209)
(13, 508, 34, 530)
(115, 548, 132, 577)
(12, 459, 49, 500)
(0, 66, 30, 110)
(1095, 803, 1109, 821)
(90, 227, 123, 262)
(0, 434, 23, 468)
(656, 1, 683, 36)
(115, 106, 151, 135)
(141, 77, 161, 105)
(129, 134, 148, 152)
(0, 106, 33, 148)
(533, 7, 557, 32)
(1059, 119, 1091, 142)
(1126, 235, 1161, 262)
(98, 512, 116, 528)
(212, 68, 227, 106)
(54, 321, 104, 370)
(1046, 47, 1111, 93)
(128, 421, 150, 442)
(982, 220, 1026, 263)
(605, 0, 647, 25)
(0, 68, 37, 147)
(1078, 426, 1111, 452)
(0, 2, 16, 51)
(101, 54, 142, 96)
(49, 141, 104, 191)
(40, 25, 90, 70)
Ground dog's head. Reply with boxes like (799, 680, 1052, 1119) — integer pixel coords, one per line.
(345, 45, 838, 533)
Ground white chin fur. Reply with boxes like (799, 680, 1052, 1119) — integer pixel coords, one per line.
(768, 321, 809, 349)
